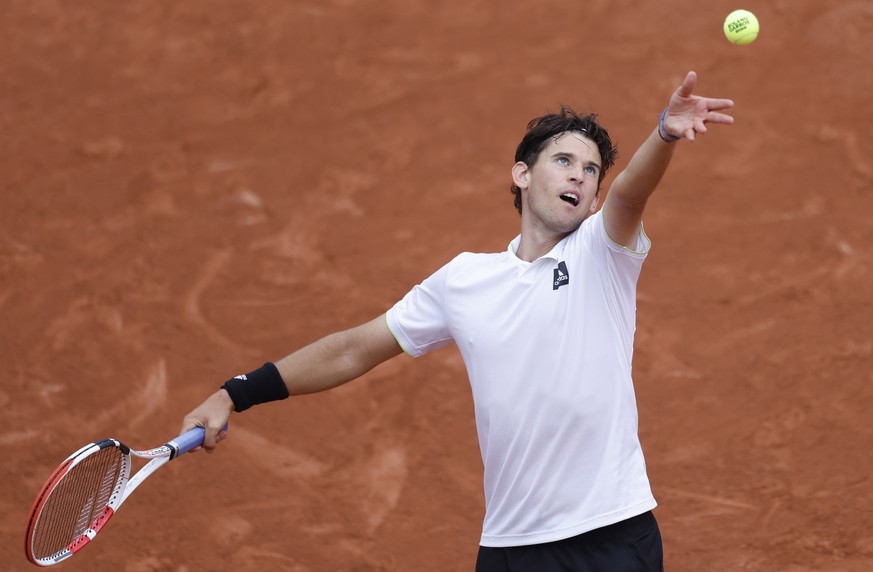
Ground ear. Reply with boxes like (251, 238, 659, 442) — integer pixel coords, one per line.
(511, 161, 530, 190)
(589, 186, 602, 214)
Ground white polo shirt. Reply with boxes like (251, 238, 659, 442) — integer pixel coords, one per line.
(386, 210, 656, 547)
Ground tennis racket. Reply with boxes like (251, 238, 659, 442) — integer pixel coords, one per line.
(24, 425, 224, 567)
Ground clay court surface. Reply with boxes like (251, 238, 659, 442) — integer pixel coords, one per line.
(2, 1, 872, 570)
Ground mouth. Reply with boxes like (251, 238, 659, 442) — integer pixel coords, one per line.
(559, 192, 580, 207)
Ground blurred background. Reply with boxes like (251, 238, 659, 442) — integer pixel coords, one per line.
(2, 1, 872, 570)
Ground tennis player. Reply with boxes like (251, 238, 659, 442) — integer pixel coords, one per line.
(181, 70, 733, 571)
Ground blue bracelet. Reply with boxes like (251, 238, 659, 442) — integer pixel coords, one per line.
(658, 107, 680, 143)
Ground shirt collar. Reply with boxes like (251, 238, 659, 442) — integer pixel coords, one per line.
(507, 233, 569, 263)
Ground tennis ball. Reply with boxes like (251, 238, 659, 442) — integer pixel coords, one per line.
(723, 9, 759, 45)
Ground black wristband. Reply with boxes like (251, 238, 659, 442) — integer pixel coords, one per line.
(220, 362, 289, 412)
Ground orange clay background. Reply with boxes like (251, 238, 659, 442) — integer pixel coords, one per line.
(2, 1, 872, 571)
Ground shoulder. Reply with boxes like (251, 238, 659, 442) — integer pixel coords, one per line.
(448, 249, 509, 269)
(573, 210, 651, 258)
(440, 249, 513, 283)
(451, 250, 507, 265)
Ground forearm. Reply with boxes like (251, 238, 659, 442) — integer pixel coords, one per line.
(609, 127, 677, 209)
(180, 317, 400, 448)
(277, 334, 381, 394)
(276, 315, 402, 396)
(603, 127, 677, 247)
(604, 71, 733, 247)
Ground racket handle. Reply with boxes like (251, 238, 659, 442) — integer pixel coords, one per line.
(169, 423, 229, 457)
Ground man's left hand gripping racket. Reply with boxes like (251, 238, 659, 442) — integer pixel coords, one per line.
(24, 425, 225, 566)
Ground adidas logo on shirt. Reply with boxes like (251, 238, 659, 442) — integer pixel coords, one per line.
(553, 261, 570, 290)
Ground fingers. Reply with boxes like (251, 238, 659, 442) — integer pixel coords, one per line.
(706, 110, 735, 125)
(665, 73, 734, 142)
(201, 423, 219, 453)
(179, 417, 200, 439)
(673, 72, 733, 113)
(684, 115, 725, 142)
(676, 71, 697, 98)
(686, 109, 733, 141)
(706, 98, 735, 112)
(179, 389, 234, 455)
(178, 417, 205, 454)
(201, 422, 229, 454)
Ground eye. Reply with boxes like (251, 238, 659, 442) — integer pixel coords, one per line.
(556, 156, 570, 166)
(584, 165, 598, 176)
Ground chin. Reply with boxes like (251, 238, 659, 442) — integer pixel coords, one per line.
(548, 219, 584, 236)
(561, 213, 591, 231)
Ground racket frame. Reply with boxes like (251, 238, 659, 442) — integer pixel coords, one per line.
(25, 428, 209, 567)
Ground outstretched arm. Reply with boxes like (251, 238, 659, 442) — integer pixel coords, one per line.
(602, 71, 734, 248)
(179, 315, 403, 451)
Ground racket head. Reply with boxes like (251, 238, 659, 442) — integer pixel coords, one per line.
(24, 426, 218, 566)
(24, 439, 131, 567)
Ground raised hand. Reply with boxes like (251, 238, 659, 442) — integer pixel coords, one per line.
(663, 71, 734, 142)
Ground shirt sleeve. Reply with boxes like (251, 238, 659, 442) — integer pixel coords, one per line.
(597, 210, 652, 258)
(386, 260, 455, 357)
(576, 211, 651, 346)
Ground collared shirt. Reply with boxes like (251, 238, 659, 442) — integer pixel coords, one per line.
(387, 210, 656, 546)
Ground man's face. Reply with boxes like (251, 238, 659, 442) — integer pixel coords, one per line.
(513, 131, 602, 236)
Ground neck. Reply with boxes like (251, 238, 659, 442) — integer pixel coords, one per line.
(515, 226, 569, 262)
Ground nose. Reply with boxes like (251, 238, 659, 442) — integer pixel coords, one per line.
(568, 166, 584, 183)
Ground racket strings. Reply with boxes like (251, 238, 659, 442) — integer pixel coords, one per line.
(32, 446, 124, 560)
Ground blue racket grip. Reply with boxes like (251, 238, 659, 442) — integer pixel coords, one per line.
(170, 423, 229, 457)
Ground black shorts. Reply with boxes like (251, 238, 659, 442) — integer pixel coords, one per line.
(475, 511, 663, 572)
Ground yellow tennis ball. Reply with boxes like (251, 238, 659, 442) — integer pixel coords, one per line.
(724, 9, 759, 45)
